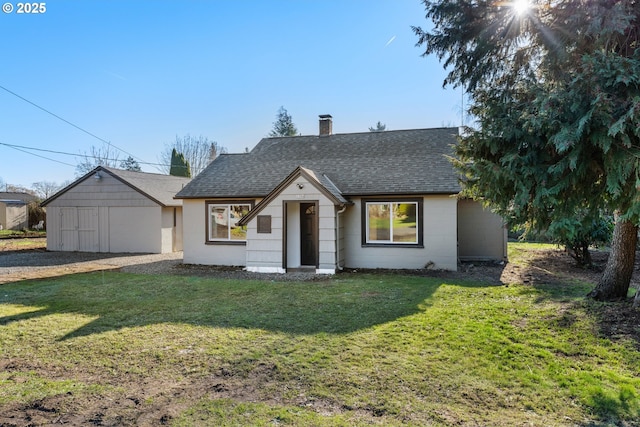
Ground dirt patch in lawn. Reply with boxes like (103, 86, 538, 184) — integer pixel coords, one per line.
(0, 237, 47, 252)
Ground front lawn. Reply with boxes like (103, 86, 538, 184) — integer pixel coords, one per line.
(0, 250, 639, 425)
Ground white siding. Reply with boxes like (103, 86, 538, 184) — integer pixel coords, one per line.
(337, 207, 346, 269)
(245, 176, 337, 272)
(46, 207, 61, 251)
(161, 207, 174, 254)
(47, 173, 158, 208)
(343, 195, 458, 271)
(108, 207, 161, 253)
(182, 199, 248, 265)
(246, 202, 284, 268)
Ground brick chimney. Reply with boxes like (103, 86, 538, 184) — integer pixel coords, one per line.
(319, 114, 332, 136)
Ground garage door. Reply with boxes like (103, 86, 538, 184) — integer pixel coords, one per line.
(59, 207, 99, 252)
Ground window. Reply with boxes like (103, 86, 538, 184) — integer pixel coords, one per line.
(363, 199, 422, 246)
(206, 202, 251, 243)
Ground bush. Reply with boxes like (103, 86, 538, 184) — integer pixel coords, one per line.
(547, 213, 613, 267)
(27, 201, 46, 230)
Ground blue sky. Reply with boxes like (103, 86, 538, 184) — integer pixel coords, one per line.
(0, 0, 463, 188)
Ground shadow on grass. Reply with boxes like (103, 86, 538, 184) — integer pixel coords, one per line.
(0, 250, 156, 269)
(0, 271, 494, 339)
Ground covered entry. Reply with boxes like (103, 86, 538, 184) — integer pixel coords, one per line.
(284, 201, 319, 270)
(239, 166, 350, 274)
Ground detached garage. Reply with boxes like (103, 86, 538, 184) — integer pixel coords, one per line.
(42, 166, 190, 253)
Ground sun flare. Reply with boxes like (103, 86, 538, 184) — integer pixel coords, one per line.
(512, 0, 531, 16)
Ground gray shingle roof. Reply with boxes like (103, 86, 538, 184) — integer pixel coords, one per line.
(101, 167, 191, 206)
(42, 166, 191, 207)
(175, 127, 461, 199)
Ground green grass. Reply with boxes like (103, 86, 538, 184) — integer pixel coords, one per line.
(0, 229, 46, 238)
(1, 250, 639, 425)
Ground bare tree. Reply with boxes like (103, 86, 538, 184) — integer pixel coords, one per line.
(75, 144, 120, 177)
(4, 184, 35, 194)
(31, 181, 64, 200)
(159, 135, 226, 177)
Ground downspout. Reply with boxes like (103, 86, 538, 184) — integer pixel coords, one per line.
(336, 204, 347, 271)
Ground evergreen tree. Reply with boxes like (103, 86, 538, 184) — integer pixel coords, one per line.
(269, 106, 298, 137)
(414, 0, 640, 300)
(169, 148, 191, 178)
(369, 121, 387, 132)
(119, 156, 141, 172)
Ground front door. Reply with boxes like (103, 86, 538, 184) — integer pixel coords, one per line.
(300, 202, 318, 266)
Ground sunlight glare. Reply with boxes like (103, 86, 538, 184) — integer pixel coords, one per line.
(512, 0, 531, 16)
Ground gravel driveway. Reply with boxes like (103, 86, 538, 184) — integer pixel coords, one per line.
(0, 248, 324, 283)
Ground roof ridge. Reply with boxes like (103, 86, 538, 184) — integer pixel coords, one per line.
(102, 166, 191, 180)
(258, 126, 460, 141)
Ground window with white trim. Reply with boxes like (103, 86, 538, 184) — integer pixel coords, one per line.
(363, 200, 422, 246)
(206, 203, 251, 242)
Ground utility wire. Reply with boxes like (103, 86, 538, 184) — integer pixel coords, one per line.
(0, 141, 182, 169)
(2, 144, 76, 168)
(0, 84, 144, 163)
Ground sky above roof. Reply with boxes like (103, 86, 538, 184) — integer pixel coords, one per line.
(0, 0, 464, 188)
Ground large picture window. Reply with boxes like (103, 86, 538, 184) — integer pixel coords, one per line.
(363, 199, 422, 246)
(206, 202, 251, 243)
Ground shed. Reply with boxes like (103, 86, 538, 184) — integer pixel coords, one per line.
(0, 199, 28, 230)
(42, 166, 190, 253)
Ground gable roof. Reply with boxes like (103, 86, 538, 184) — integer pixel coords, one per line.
(42, 166, 191, 207)
(238, 166, 351, 226)
(175, 127, 461, 199)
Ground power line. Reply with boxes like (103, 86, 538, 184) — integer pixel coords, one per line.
(0, 84, 144, 163)
(2, 144, 76, 168)
(0, 141, 180, 168)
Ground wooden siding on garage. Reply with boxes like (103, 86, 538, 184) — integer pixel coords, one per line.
(46, 206, 99, 252)
(77, 207, 99, 252)
(59, 207, 78, 251)
(46, 173, 158, 208)
(45, 172, 180, 253)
